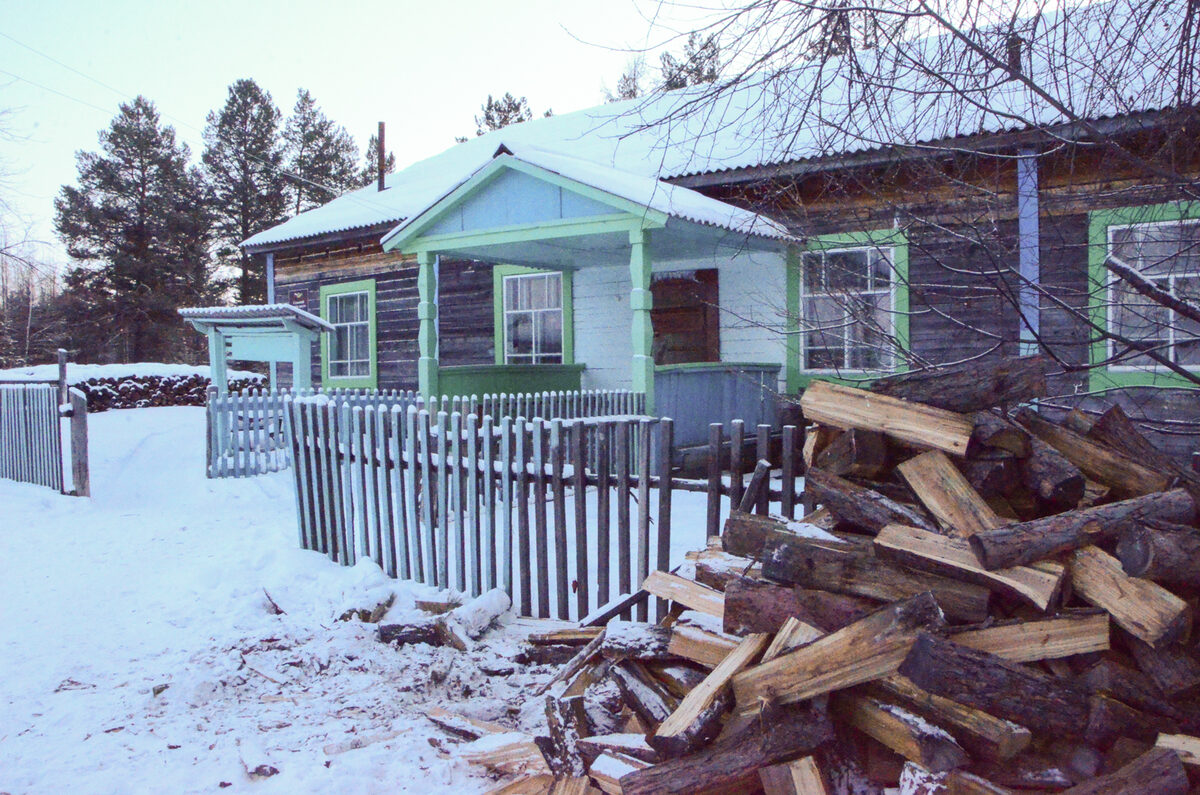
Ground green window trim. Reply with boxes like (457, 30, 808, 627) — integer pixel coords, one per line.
(1087, 201, 1200, 391)
(786, 229, 911, 393)
(492, 265, 575, 366)
(319, 278, 378, 389)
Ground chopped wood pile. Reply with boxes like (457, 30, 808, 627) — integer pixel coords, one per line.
(76, 373, 265, 412)
(451, 357, 1200, 794)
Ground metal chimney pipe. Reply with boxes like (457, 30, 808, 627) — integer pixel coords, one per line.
(377, 121, 386, 192)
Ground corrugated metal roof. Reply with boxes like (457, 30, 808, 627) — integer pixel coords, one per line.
(243, 0, 1183, 250)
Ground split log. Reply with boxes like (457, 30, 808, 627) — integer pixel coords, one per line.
(874, 524, 1065, 610)
(869, 675, 1031, 761)
(576, 734, 658, 766)
(1020, 435, 1086, 511)
(1076, 659, 1184, 722)
(1103, 736, 1155, 774)
(1014, 408, 1171, 499)
(452, 588, 511, 639)
(871, 355, 1048, 412)
(804, 467, 935, 534)
(970, 411, 1032, 458)
(426, 706, 512, 740)
(1087, 405, 1187, 485)
(461, 732, 552, 776)
(599, 621, 675, 662)
(1155, 733, 1200, 766)
(833, 693, 969, 773)
(942, 770, 1016, 795)
(651, 633, 769, 758)
(520, 644, 588, 666)
(692, 547, 760, 591)
(544, 695, 588, 777)
(1115, 521, 1200, 588)
(609, 661, 678, 731)
(815, 428, 889, 480)
(758, 756, 828, 795)
(971, 753, 1076, 790)
(1125, 635, 1200, 698)
(645, 663, 709, 700)
(1071, 546, 1191, 647)
(1059, 747, 1188, 795)
(722, 577, 875, 635)
(898, 633, 1152, 746)
(530, 628, 604, 646)
(641, 572, 723, 620)
(534, 629, 606, 696)
(581, 592, 651, 627)
(957, 449, 1020, 500)
(947, 612, 1110, 663)
(618, 701, 834, 795)
(967, 488, 1198, 570)
(802, 426, 840, 470)
(666, 625, 739, 669)
(481, 774, 556, 795)
(898, 450, 1002, 537)
(590, 751, 651, 794)
(732, 592, 945, 713)
(763, 535, 991, 622)
(799, 380, 975, 456)
(378, 616, 464, 650)
(721, 510, 840, 559)
(761, 616, 825, 663)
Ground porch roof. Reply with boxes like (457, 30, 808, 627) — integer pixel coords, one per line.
(380, 145, 797, 269)
(178, 304, 334, 333)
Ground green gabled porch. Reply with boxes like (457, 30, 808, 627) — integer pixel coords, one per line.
(380, 144, 796, 420)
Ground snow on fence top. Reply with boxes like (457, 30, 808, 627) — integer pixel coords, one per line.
(0, 363, 263, 383)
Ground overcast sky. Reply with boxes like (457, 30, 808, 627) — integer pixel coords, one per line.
(0, 0, 710, 273)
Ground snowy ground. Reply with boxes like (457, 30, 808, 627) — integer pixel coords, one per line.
(0, 408, 591, 794)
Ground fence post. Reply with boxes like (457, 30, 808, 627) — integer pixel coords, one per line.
(656, 418, 674, 620)
(68, 388, 89, 497)
(706, 423, 722, 538)
(782, 425, 797, 519)
(756, 424, 771, 515)
(56, 348, 69, 406)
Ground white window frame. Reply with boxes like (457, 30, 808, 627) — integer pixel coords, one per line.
(502, 271, 564, 365)
(1106, 217, 1200, 371)
(798, 244, 898, 374)
(326, 290, 372, 379)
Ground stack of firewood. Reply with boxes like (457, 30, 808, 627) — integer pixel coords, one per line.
(455, 357, 1200, 794)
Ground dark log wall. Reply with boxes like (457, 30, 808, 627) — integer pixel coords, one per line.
(273, 243, 493, 390)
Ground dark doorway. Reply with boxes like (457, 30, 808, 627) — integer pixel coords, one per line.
(651, 269, 720, 365)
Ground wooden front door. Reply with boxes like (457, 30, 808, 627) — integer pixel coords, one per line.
(651, 269, 720, 365)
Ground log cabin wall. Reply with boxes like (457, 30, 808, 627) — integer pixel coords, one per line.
(272, 240, 494, 390)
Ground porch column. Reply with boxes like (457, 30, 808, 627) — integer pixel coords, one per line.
(417, 250, 440, 398)
(292, 330, 314, 391)
(206, 327, 228, 396)
(629, 227, 655, 413)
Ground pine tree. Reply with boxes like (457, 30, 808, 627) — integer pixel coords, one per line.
(283, 89, 359, 214)
(659, 33, 720, 90)
(54, 96, 214, 362)
(359, 132, 396, 187)
(457, 93, 537, 141)
(202, 79, 287, 305)
(604, 58, 647, 102)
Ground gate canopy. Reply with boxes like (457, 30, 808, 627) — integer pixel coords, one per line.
(381, 144, 795, 267)
(180, 304, 333, 392)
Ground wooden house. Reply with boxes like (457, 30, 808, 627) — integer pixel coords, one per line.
(243, 7, 1200, 455)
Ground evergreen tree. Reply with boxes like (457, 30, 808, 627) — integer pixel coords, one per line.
(359, 132, 396, 187)
(54, 96, 214, 362)
(659, 33, 720, 90)
(457, 92, 540, 141)
(283, 89, 359, 214)
(604, 58, 647, 102)
(202, 79, 287, 305)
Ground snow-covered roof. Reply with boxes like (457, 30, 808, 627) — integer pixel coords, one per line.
(243, 1, 1184, 251)
(380, 145, 795, 250)
(178, 304, 334, 332)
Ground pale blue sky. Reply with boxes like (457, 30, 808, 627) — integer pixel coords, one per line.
(0, 0, 709, 271)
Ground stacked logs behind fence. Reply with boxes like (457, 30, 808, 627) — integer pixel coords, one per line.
(447, 357, 1200, 794)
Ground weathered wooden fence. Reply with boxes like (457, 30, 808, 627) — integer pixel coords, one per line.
(286, 396, 672, 621)
(698, 420, 806, 537)
(0, 383, 90, 496)
(208, 387, 646, 479)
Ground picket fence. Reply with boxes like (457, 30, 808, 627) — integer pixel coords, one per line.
(207, 387, 644, 479)
(0, 382, 89, 496)
(286, 396, 672, 621)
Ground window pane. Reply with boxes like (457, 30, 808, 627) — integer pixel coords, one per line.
(538, 311, 563, 354)
(545, 273, 562, 310)
(802, 295, 849, 369)
(802, 253, 824, 293)
(507, 313, 534, 355)
(850, 293, 893, 369)
(869, 249, 892, 290)
(826, 250, 869, 292)
(1113, 282, 1169, 339)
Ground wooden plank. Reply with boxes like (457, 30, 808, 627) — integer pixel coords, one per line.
(655, 419, 674, 622)
(435, 409, 451, 589)
(69, 388, 89, 497)
(874, 524, 1065, 610)
(642, 571, 724, 619)
(635, 420, 653, 622)
(451, 411, 466, 592)
(466, 412, 480, 593)
(705, 423, 721, 538)
(729, 419, 745, 510)
(761, 616, 825, 663)
(534, 419, 550, 618)
(756, 425, 771, 514)
(551, 420, 569, 619)
(800, 380, 974, 456)
(615, 421, 632, 619)
(390, 405, 409, 580)
(666, 625, 739, 668)
(596, 423, 611, 607)
(897, 450, 1001, 537)
(1071, 545, 1191, 647)
(516, 417, 532, 615)
(731, 592, 945, 713)
(405, 406, 422, 581)
(418, 409, 436, 580)
(758, 756, 828, 795)
(572, 420, 589, 619)
(781, 425, 797, 519)
(483, 414, 497, 591)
